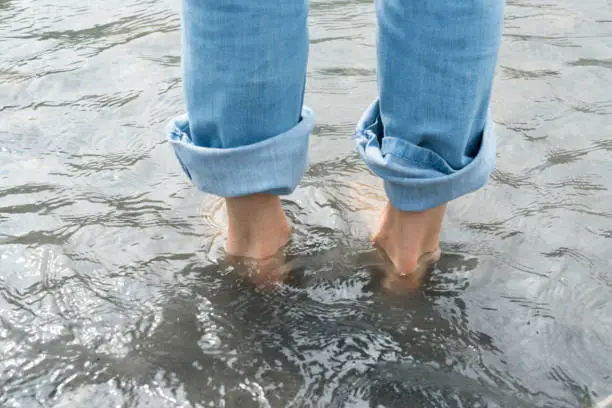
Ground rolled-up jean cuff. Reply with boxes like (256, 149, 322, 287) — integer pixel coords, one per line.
(354, 100, 496, 212)
(167, 107, 314, 197)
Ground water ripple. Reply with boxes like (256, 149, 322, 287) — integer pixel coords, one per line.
(1, 0, 611, 406)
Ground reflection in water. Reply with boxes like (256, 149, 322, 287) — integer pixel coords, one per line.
(1, 0, 612, 407)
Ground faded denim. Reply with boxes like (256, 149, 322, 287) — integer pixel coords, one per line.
(167, 0, 505, 211)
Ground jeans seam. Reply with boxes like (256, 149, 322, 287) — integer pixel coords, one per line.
(386, 151, 438, 170)
(359, 127, 450, 172)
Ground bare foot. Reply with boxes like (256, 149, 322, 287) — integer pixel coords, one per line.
(225, 194, 291, 260)
(372, 202, 446, 276)
(228, 249, 293, 290)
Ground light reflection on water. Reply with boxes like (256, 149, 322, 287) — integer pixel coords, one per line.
(1, 0, 612, 406)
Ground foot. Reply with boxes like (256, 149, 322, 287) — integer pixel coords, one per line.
(372, 202, 446, 276)
(225, 194, 291, 260)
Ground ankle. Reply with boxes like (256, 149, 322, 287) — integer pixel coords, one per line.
(225, 194, 290, 259)
(373, 229, 421, 275)
(373, 202, 446, 275)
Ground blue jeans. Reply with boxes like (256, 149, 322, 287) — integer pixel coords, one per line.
(167, 0, 505, 212)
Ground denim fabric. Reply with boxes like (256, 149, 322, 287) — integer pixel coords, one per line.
(168, 0, 312, 197)
(168, 0, 505, 210)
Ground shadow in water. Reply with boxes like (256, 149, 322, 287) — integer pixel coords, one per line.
(42, 245, 579, 407)
(0, 238, 603, 408)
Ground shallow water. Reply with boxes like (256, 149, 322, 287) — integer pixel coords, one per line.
(1, 0, 612, 407)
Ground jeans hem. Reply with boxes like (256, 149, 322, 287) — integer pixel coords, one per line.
(167, 106, 314, 197)
(354, 99, 496, 212)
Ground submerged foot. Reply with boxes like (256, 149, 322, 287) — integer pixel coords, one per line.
(372, 202, 446, 277)
(225, 194, 291, 260)
(223, 194, 291, 288)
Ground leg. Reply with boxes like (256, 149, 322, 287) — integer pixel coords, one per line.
(168, 0, 312, 259)
(356, 0, 505, 274)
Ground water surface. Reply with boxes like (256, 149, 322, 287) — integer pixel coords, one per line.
(1, 0, 612, 407)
